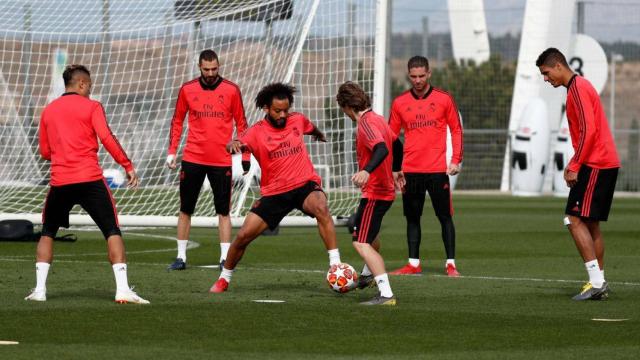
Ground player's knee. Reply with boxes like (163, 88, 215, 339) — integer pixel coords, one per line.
(351, 241, 367, 252)
(405, 213, 421, 223)
(309, 201, 331, 220)
(437, 214, 452, 224)
(179, 210, 193, 218)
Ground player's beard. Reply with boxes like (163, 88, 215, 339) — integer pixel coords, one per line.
(201, 74, 218, 85)
(266, 114, 286, 129)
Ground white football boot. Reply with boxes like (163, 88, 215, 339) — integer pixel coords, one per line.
(25, 288, 47, 302)
(115, 288, 150, 304)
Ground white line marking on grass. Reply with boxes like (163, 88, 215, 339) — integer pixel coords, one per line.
(0, 341, 19, 345)
(438, 274, 640, 287)
(212, 266, 640, 287)
(252, 300, 286, 303)
(3, 253, 640, 288)
(592, 318, 629, 322)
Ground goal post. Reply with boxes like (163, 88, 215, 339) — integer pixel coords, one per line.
(0, 0, 381, 227)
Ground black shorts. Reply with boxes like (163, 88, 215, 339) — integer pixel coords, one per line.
(180, 161, 232, 216)
(566, 166, 618, 221)
(402, 172, 453, 218)
(352, 198, 393, 244)
(41, 179, 121, 239)
(250, 181, 324, 230)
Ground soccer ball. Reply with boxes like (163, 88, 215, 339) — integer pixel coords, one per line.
(326, 263, 358, 293)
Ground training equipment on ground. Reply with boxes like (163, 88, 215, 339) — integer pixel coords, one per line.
(0, 0, 384, 227)
(326, 263, 358, 293)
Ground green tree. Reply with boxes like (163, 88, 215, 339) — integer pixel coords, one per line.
(429, 55, 515, 129)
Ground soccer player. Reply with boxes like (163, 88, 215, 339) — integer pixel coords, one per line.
(166, 49, 249, 271)
(388, 55, 463, 277)
(25, 65, 149, 304)
(209, 83, 341, 293)
(537, 48, 620, 300)
(336, 81, 397, 306)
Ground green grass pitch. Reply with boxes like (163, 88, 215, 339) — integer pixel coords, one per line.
(1, 195, 639, 359)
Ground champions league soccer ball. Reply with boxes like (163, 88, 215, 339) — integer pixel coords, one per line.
(326, 263, 358, 293)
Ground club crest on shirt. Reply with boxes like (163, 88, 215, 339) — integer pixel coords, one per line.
(293, 127, 300, 137)
(218, 95, 224, 104)
(429, 102, 436, 112)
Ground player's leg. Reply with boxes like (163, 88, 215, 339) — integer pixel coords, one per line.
(356, 237, 379, 289)
(211, 195, 289, 293)
(208, 166, 233, 269)
(391, 173, 425, 275)
(565, 165, 608, 300)
(81, 179, 149, 304)
(223, 213, 269, 270)
(299, 183, 341, 266)
(26, 186, 73, 301)
(352, 198, 395, 305)
(584, 167, 618, 281)
(210, 213, 269, 293)
(566, 216, 607, 300)
(170, 161, 206, 270)
(427, 173, 459, 276)
(585, 220, 604, 269)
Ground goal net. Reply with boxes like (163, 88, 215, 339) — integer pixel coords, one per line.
(0, 0, 378, 226)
